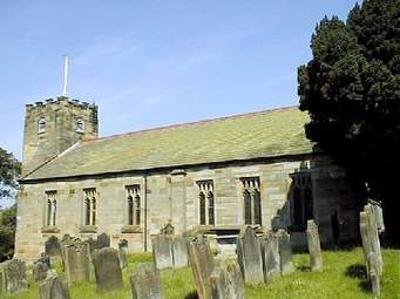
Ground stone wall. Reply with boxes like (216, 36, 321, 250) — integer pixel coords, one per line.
(15, 154, 361, 260)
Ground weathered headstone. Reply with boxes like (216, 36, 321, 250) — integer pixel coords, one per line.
(262, 231, 280, 282)
(152, 235, 173, 270)
(209, 260, 244, 299)
(236, 226, 264, 284)
(92, 247, 124, 293)
(187, 234, 215, 299)
(0, 259, 28, 294)
(172, 235, 188, 268)
(277, 229, 294, 275)
(97, 232, 110, 249)
(367, 252, 380, 297)
(130, 263, 164, 299)
(86, 237, 98, 253)
(39, 253, 51, 268)
(119, 239, 129, 269)
(62, 242, 91, 284)
(160, 223, 175, 235)
(45, 236, 61, 257)
(33, 260, 49, 282)
(40, 270, 70, 299)
(306, 220, 323, 271)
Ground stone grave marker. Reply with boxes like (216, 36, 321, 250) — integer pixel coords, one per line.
(262, 231, 281, 282)
(236, 226, 264, 284)
(45, 236, 61, 257)
(152, 235, 173, 270)
(0, 259, 28, 294)
(33, 260, 49, 282)
(92, 247, 123, 293)
(188, 234, 215, 299)
(172, 235, 188, 268)
(97, 232, 110, 249)
(160, 222, 175, 235)
(62, 242, 91, 284)
(367, 252, 380, 297)
(277, 229, 294, 275)
(118, 239, 129, 269)
(40, 270, 70, 299)
(209, 260, 244, 299)
(86, 237, 98, 253)
(130, 263, 164, 299)
(306, 220, 323, 271)
(39, 253, 51, 268)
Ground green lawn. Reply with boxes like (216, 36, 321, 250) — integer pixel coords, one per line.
(4, 248, 400, 299)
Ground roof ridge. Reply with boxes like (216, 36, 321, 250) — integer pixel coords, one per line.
(83, 105, 298, 143)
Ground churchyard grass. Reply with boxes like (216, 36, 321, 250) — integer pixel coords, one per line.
(4, 248, 399, 299)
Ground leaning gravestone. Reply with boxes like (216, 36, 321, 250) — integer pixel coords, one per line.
(45, 236, 62, 257)
(62, 242, 91, 284)
(306, 220, 323, 271)
(236, 226, 264, 284)
(188, 234, 215, 299)
(130, 263, 164, 299)
(97, 232, 111, 249)
(0, 259, 28, 294)
(262, 231, 281, 282)
(33, 260, 49, 282)
(92, 247, 124, 293)
(40, 270, 70, 299)
(209, 260, 244, 299)
(367, 252, 380, 297)
(119, 239, 129, 269)
(172, 235, 189, 268)
(277, 229, 294, 275)
(152, 235, 173, 270)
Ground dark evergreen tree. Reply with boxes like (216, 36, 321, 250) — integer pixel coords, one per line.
(298, 0, 400, 242)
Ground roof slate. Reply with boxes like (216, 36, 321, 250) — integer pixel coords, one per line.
(24, 107, 313, 180)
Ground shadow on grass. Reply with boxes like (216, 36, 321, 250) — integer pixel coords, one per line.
(345, 264, 366, 279)
(297, 265, 311, 272)
(184, 291, 198, 299)
(345, 264, 372, 294)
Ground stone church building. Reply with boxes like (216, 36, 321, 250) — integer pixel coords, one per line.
(15, 96, 361, 259)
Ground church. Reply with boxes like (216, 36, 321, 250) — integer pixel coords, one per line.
(15, 96, 362, 259)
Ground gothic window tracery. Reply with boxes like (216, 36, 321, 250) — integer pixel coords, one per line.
(45, 191, 57, 226)
(83, 188, 97, 226)
(126, 185, 141, 226)
(197, 180, 215, 225)
(241, 177, 262, 225)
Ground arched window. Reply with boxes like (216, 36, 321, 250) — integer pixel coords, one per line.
(197, 180, 215, 225)
(83, 188, 97, 226)
(45, 191, 57, 226)
(126, 185, 141, 226)
(290, 173, 314, 231)
(76, 119, 85, 133)
(241, 177, 262, 225)
(38, 117, 46, 134)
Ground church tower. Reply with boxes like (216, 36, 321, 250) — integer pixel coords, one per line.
(22, 97, 98, 176)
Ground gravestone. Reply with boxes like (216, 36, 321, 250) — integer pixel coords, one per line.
(92, 247, 123, 293)
(97, 233, 110, 249)
(209, 260, 244, 299)
(152, 235, 173, 270)
(45, 236, 61, 257)
(277, 229, 294, 275)
(39, 253, 51, 268)
(86, 237, 98, 253)
(306, 220, 323, 271)
(33, 260, 49, 282)
(130, 263, 164, 299)
(119, 239, 129, 269)
(40, 270, 70, 299)
(0, 259, 28, 294)
(172, 235, 188, 268)
(160, 223, 175, 235)
(236, 226, 264, 284)
(187, 234, 215, 299)
(367, 252, 380, 297)
(62, 242, 91, 284)
(262, 231, 280, 282)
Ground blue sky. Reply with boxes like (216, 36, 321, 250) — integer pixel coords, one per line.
(0, 0, 359, 160)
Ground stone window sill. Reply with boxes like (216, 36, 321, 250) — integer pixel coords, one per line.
(80, 225, 98, 233)
(121, 225, 142, 233)
(41, 226, 60, 233)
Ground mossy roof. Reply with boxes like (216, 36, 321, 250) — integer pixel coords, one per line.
(24, 107, 313, 180)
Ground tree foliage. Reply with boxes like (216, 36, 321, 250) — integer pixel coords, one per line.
(0, 205, 17, 261)
(298, 0, 400, 238)
(0, 146, 20, 200)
